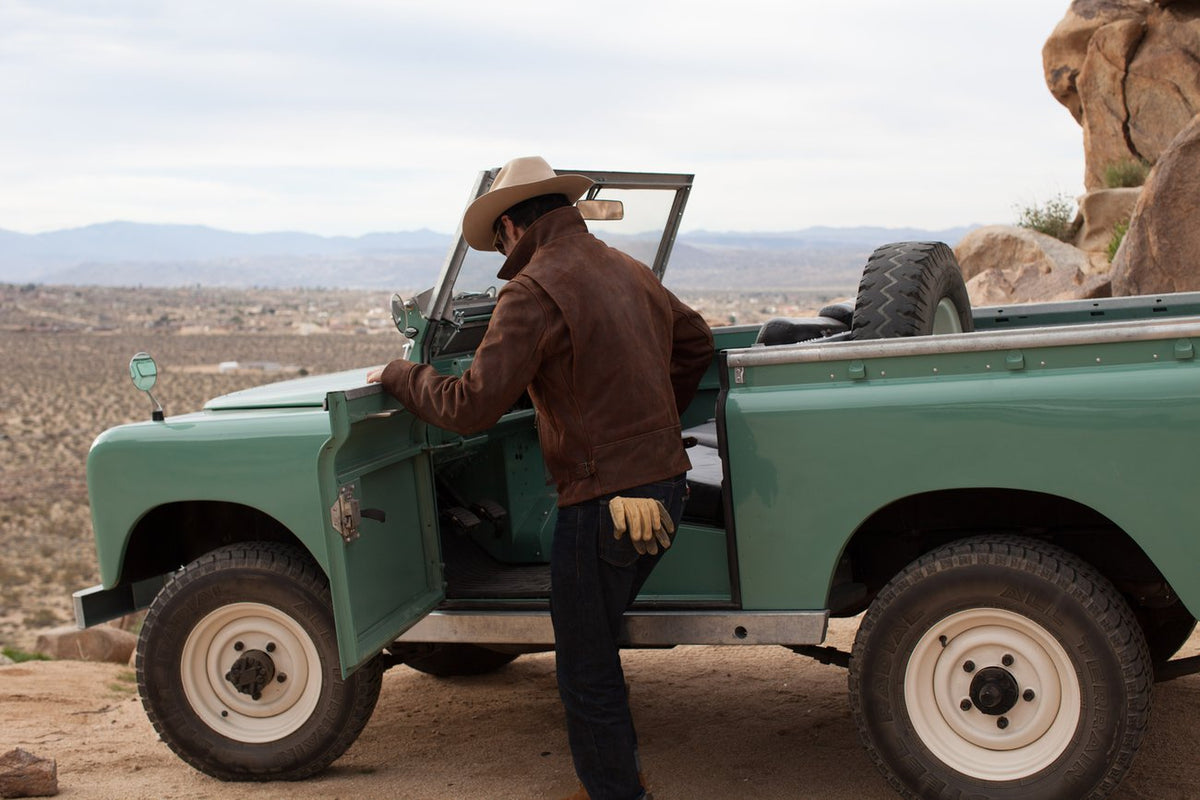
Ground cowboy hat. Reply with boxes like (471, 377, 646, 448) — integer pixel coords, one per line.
(462, 156, 594, 251)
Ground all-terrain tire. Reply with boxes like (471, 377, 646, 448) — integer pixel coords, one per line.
(401, 643, 520, 677)
(137, 542, 383, 781)
(848, 536, 1152, 800)
(852, 241, 974, 339)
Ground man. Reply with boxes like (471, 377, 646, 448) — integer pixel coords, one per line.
(368, 156, 713, 800)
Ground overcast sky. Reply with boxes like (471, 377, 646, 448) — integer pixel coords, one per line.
(2, 1, 1084, 236)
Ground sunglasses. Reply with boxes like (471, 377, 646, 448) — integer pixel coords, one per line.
(492, 218, 507, 255)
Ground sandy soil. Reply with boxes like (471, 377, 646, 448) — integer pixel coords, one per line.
(3, 619, 1199, 800)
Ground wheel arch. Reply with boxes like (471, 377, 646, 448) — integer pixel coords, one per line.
(120, 500, 317, 586)
(832, 487, 1187, 624)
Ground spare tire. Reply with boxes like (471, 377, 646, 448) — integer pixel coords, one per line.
(851, 241, 974, 339)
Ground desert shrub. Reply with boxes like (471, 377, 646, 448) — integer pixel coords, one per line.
(2, 646, 50, 662)
(1107, 219, 1130, 263)
(1016, 194, 1077, 242)
(1103, 159, 1151, 188)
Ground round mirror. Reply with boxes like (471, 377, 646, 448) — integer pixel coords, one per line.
(389, 292, 420, 338)
(129, 352, 159, 392)
(389, 292, 407, 333)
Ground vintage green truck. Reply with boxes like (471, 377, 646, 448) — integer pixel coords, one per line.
(76, 168, 1199, 800)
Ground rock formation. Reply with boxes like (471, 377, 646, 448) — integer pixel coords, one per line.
(1044, 0, 1200, 190)
(961, 1, 1200, 307)
(1111, 114, 1200, 293)
(958, 226, 1111, 305)
(32, 625, 136, 664)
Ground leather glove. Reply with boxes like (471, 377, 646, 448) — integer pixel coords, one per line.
(609, 496, 674, 556)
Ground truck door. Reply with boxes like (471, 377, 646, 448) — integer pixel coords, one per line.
(320, 385, 443, 675)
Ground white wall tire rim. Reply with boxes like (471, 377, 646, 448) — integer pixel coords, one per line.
(181, 602, 323, 743)
(904, 608, 1081, 781)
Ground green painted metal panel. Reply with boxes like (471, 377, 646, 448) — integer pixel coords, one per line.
(204, 367, 374, 409)
(725, 335, 1200, 615)
(321, 389, 444, 674)
(638, 523, 733, 601)
(87, 407, 335, 586)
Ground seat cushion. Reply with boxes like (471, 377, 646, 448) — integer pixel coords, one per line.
(755, 315, 848, 346)
(682, 422, 724, 527)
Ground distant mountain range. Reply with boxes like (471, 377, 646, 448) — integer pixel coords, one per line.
(0, 221, 977, 291)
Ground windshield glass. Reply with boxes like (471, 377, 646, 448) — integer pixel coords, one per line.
(449, 187, 678, 300)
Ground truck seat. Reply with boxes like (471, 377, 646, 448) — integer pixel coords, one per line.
(682, 421, 724, 527)
(754, 315, 848, 346)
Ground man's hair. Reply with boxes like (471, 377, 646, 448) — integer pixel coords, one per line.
(496, 193, 571, 233)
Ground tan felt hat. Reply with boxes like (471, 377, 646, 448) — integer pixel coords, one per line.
(462, 156, 594, 251)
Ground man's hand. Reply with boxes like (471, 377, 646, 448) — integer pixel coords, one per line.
(609, 496, 674, 556)
(366, 367, 384, 383)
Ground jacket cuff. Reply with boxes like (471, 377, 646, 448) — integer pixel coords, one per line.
(379, 358, 416, 402)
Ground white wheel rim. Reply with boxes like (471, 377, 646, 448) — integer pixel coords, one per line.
(904, 608, 1081, 781)
(181, 602, 323, 743)
(932, 298, 964, 334)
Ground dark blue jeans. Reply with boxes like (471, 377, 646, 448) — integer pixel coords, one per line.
(550, 474, 687, 800)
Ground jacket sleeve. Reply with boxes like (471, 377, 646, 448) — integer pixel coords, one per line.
(667, 290, 715, 414)
(379, 282, 549, 435)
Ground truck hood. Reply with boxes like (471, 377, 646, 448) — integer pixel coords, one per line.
(204, 366, 380, 410)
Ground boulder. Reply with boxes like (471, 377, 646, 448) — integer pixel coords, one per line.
(0, 653, 13, 666)
(1078, 16, 1150, 188)
(1122, 4, 1200, 168)
(0, 749, 57, 799)
(1074, 187, 1141, 252)
(33, 625, 137, 664)
(1111, 114, 1200, 294)
(1043, 0, 1148, 124)
(956, 225, 1112, 306)
(1046, 1, 1200, 190)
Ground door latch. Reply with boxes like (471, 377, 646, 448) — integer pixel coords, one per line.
(330, 484, 386, 544)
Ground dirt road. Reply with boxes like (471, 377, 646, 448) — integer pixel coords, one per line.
(2, 619, 1198, 799)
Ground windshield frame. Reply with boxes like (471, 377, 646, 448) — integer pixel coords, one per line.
(423, 169, 694, 324)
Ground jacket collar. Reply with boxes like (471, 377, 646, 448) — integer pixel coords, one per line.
(497, 206, 589, 280)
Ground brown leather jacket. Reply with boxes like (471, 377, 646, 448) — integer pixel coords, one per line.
(380, 206, 714, 506)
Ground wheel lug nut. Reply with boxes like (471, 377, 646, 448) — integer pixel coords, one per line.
(277, 673, 288, 683)
(1002, 654, 1014, 667)
(960, 699, 972, 711)
(963, 660, 975, 673)
(1023, 689, 1036, 702)
(266, 642, 276, 653)
(997, 716, 1009, 730)
(234, 641, 244, 651)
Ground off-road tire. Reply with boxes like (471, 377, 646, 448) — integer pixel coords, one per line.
(401, 643, 519, 677)
(137, 542, 383, 781)
(848, 536, 1152, 800)
(852, 241, 974, 338)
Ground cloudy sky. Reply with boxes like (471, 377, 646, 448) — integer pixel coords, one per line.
(3, 1, 1084, 236)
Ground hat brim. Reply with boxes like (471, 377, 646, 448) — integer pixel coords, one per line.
(462, 173, 595, 251)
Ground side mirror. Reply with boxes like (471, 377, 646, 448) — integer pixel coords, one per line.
(129, 352, 165, 421)
(577, 199, 624, 221)
(390, 293, 420, 339)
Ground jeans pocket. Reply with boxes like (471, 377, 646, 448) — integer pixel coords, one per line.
(598, 523, 641, 568)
